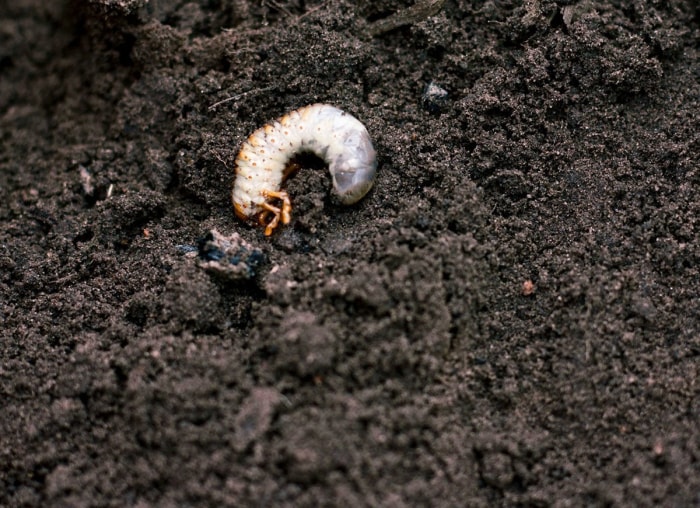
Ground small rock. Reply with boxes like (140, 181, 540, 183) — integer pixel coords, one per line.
(233, 387, 281, 452)
(422, 81, 449, 113)
(197, 229, 266, 280)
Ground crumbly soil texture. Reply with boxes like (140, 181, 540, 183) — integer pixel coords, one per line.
(1, 0, 699, 506)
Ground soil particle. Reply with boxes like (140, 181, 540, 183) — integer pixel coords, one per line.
(2, 0, 700, 506)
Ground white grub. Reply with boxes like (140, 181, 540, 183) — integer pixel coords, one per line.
(232, 103, 377, 236)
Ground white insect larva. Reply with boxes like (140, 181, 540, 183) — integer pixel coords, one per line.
(232, 103, 377, 236)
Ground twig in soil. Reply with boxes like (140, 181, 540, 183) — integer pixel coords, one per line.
(208, 86, 276, 111)
(368, 0, 446, 36)
(262, 0, 329, 22)
(263, 0, 294, 18)
(295, 1, 329, 21)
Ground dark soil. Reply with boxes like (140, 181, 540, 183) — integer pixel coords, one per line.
(2, 0, 699, 506)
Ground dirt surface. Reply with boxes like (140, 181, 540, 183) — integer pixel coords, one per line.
(1, 0, 699, 506)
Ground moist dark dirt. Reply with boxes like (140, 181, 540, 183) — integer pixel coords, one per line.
(1, 0, 699, 506)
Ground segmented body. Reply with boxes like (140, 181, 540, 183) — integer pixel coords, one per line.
(232, 104, 377, 233)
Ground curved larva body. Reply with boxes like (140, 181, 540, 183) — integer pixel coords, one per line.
(232, 104, 377, 234)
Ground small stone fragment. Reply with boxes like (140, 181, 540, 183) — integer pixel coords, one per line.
(422, 82, 449, 113)
(197, 229, 266, 280)
(522, 280, 535, 296)
(233, 387, 281, 452)
(79, 165, 94, 197)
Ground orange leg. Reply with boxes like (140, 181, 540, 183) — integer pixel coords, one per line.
(259, 190, 292, 236)
(260, 202, 281, 236)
